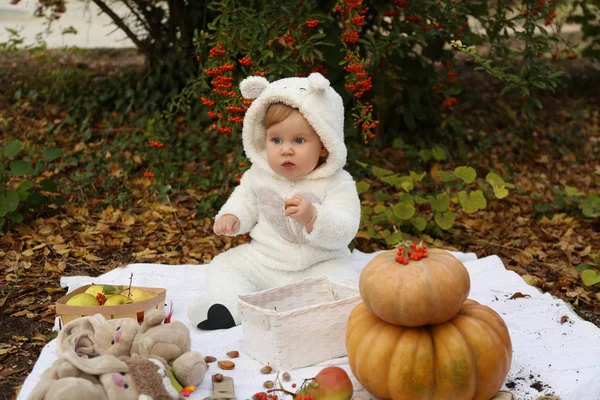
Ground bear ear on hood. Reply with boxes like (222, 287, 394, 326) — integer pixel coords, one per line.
(307, 72, 330, 92)
(240, 76, 269, 99)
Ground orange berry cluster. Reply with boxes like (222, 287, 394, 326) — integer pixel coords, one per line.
(226, 105, 247, 113)
(204, 63, 236, 77)
(252, 393, 278, 400)
(96, 292, 106, 305)
(148, 140, 164, 148)
(239, 56, 253, 66)
(306, 19, 320, 28)
(296, 396, 315, 400)
(144, 171, 155, 178)
(209, 43, 229, 58)
(442, 97, 458, 107)
(201, 97, 215, 107)
(335, 0, 368, 44)
(395, 243, 428, 264)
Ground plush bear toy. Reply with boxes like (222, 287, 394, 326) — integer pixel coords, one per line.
(28, 350, 183, 400)
(56, 308, 207, 389)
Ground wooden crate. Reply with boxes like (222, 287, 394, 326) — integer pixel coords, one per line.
(55, 284, 166, 327)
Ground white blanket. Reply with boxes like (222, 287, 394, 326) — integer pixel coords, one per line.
(18, 250, 600, 400)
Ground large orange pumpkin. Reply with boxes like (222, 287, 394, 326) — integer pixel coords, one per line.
(346, 300, 512, 400)
(359, 248, 470, 326)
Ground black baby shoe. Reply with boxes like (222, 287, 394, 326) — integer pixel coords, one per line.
(197, 303, 236, 330)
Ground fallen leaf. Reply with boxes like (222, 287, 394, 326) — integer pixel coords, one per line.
(509, 292, 531, 300)
(560, 315, 569, 324)
(521, 274, 542, 287)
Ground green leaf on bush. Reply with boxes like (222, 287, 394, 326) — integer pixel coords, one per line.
(380, 175, 413, 192)
(54, 196, 66, 206)
(361, 205, 373, 216)
(374, 204, 387, 214)
(372, 165, 394, 178)
(436, 170, 456, 182)
(415, 195, 429, 205)
(19, 181, 35, 192)
(411, 215, 427, 231)
(409, 171, 426, 182)
(493, 185, 509, 199)
(375, 191, 393, 201)
(40, 179, 58, 192)
(0, 189, 20, 216)
(455, 166, 476, 183)
(486, 172, 514, 199)
(392, 202, 415, 220)
(565, 186, 583, 197)
(399, 193, 414, 205)
(8, 211, 23, 223)
(356, 180, 370, 195)
(4, 140, 21, 158)
(435, 211, 456, 230)
(580, 194, 600, 218)
(9, 160, 35, 177)
(459, 190, 487, 213)
(581, 269, 600, 286)
(419, 149, 432, 162)
(432, 146, 447, 161)
(26, 192, 46, 208)
(43, 147, 63, 162)
(430, 193, 450, 212)
(385, 230, 402, 246)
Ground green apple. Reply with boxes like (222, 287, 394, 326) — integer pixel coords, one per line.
(103, 294, 134, 306)
(304, 366, 353, 400)
(120, 288, 154, 303)
(66, 293, 100, 307)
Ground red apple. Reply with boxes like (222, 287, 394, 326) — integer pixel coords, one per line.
(304, 366, 353, 400)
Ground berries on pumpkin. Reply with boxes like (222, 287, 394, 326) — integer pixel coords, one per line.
(396, 242, 428, 264)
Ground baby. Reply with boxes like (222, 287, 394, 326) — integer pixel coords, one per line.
(188, 72, 361, 330)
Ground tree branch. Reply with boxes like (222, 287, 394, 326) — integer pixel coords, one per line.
(121, 0, 152, 34)
(92, 0, 148, 54)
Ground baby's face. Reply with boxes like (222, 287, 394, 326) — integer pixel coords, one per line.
(265, 111, 327, 180)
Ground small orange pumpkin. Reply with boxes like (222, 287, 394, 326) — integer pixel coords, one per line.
(346, 300, 512, 400)
(359, 248, 470, 326)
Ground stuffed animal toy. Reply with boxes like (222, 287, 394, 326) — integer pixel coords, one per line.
(56, 308, 207, 389)
(28, 350, 183, 400)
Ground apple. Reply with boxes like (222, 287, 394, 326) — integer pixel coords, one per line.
(103, 294, 134, 306)
(303, 366, 353, 400)
(66, 293, 100, 307)
(120, 288, 154, 303)
(84, 284, 115, 298)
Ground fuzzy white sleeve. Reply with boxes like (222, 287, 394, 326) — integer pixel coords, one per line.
(214, 168, 258, 235)
(303, 172, 361, 250)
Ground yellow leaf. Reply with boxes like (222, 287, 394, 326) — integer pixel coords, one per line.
(84, 254, 103, 261)
(158, 205, 178, 213)
(22, 249, 34, 257)
(45, 287, 66, 295)
(12, 336, 28, 342)
(162, 251, 180, 258)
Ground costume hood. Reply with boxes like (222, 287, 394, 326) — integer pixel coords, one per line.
(239, 72, 346, 180)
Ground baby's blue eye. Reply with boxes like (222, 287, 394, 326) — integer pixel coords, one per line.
(295, 138, 305, 144)
(272, 138, 281, 144)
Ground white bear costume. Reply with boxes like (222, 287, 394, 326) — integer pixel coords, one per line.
(187, 72, 361, 328)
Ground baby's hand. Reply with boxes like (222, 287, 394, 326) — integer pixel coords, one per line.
(213, 214, 240, 236)
(284, 195, 316, 227)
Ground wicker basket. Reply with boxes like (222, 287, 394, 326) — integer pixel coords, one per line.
(238, 276, 361, 371)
